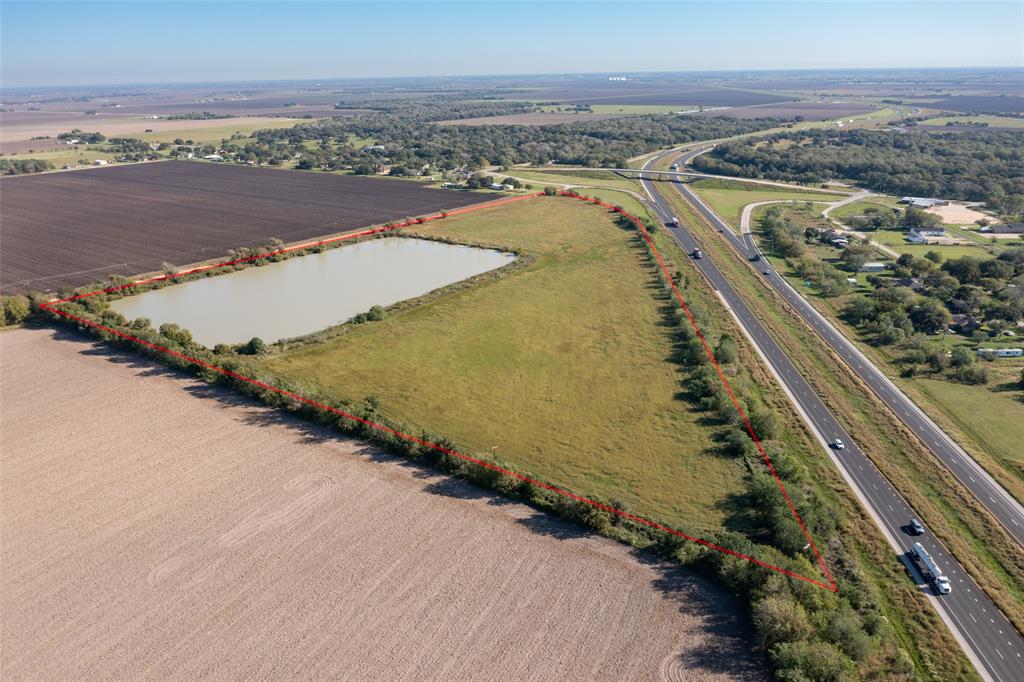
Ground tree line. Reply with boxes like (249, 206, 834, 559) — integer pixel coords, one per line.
(612, 205, 890, 681)
(693, 128, 1024, 214)
(0, 158, 53, 175)
(242, 102, 781, 171)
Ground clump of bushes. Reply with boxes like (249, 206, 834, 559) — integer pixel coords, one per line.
(1, 295, 31, 326)
(351, 305, 385, 324)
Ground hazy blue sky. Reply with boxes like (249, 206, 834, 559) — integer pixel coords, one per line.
(2, 1, 1022, 87)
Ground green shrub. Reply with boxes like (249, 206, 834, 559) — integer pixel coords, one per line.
(752, 595, 813, 649)
(241, 336, 267, 355)
(1, 295, 31, 326)
(954, 364, 989, 385)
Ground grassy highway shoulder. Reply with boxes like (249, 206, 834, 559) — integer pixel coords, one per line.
(653, 180, 1024, 636)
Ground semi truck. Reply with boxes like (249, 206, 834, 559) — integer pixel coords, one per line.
(911, 542, 952, 594)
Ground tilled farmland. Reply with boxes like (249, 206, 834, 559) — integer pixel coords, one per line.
(0, 161, 494, 293)
(0, 328, 765, 681)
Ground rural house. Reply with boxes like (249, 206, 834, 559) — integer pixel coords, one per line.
(891, 277, 925, 291)
(950, 314, 982, 334)
(980, 222, 1024, 235)
(861, 262, 887, 273)
(907, 226, 946, 243)
(899, 197, 949, 208)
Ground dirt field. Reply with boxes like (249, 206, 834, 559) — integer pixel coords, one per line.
(0, 161, 493, 293)
(437, 112, 621, 126)
(931, 95, 1024, 113)
(924, 202, 993, 225)
(0, 327, 764, 680)
(0, 112, 302, 145)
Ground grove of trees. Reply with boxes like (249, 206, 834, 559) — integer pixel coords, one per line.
(0, 158, 53, 175)
(240, 100, 782, 171)
(844, 248, 1024, 383)
(693, 128, 1024, 213)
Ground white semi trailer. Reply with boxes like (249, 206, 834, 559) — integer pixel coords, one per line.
(912, 542, 952, 594)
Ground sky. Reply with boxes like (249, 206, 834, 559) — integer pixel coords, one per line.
(2, 1, 1022, 88)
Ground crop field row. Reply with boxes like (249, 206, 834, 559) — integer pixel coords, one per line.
(0, 161, 494, 293)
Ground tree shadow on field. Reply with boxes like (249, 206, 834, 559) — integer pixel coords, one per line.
(514, 510, 592, 540)
(49, 325, 186, 381)
(991, 380, 1024, 404)
(46, 325, 550, 513)
(636, 551, 770, 680)
(419, 476, 516, 507)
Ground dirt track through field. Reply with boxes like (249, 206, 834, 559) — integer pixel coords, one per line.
(0, 327, 764, 681)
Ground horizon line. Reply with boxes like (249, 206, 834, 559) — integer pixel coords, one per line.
(3, 65, 1022, 94)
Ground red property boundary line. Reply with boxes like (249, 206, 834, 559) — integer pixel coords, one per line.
(41, 191, 838, 593)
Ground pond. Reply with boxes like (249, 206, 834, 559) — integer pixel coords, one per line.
(110, 237, 515, 347)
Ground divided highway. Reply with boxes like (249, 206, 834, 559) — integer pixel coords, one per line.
(670, 146, 1024, 548)
(637, 154, 1023, 681)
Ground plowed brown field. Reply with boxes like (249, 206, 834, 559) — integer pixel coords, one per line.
(0, 327, 764, 681)
(0, 161, 493, 293)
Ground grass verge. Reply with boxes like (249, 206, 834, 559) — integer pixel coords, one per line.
(689, 177, 845, 228)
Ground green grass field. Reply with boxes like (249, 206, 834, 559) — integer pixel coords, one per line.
(263, 197, 748, 530)
(870, 229, 986, 258)
(137, 118, 305, 145)
(689, 178, 845, 228)
(1, 146, 118, 168)
(914, 361, 1024, 469)
(919, 115, 1024, 129)
(828, 197, 904, 222)
(499, 167, 643, 194)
